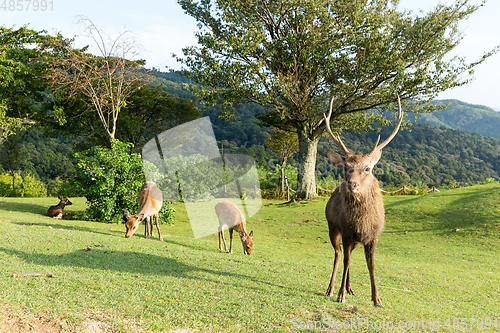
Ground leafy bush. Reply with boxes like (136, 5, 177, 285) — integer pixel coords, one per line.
(71, 139, 176, 224)
(0, 172, 47, 197)
(20, 173, 48, 197)
(258, 164, 298, 190)
(70, 140, 145, 223)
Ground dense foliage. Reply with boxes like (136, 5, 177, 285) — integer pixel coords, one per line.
(0, 172, 47, 197)
(70, 140, 145, 223)
(0, 26, 67, 141)
(70, 139, 175, 224)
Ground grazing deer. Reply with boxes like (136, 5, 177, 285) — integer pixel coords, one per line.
(122, 181, 163, 241)
(215, 200, 254, 255)
(323, 96, 403, 307)
(47, 195, 73, 219)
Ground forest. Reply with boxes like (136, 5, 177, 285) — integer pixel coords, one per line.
(3, 70, 500, 195)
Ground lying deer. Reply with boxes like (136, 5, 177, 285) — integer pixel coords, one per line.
(47, 195, 73, 219)
(323, 96, 403, 307)
(215, 200, 254, 255)
(123, 181, 163, 241)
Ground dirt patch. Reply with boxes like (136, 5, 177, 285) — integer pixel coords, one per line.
(83, 319, 113, 333)
(0, 308, 117, 333)
(0, 308, 70, 332)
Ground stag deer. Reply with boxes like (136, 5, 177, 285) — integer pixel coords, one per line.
(47, 195, 73, 219)
(122, 181, 163, 241)
(215, 200, 254, 255)
(323, 96, 403, 307)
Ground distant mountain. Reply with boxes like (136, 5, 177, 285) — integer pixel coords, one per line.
(416, 99, 500, 139)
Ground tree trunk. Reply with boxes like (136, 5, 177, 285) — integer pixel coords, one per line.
(281, 165, 285, 193)
(280, 156, 287, 193)
(295, 124, 320, 199)
(11, 171, 15, 194)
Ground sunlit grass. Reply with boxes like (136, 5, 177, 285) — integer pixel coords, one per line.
(0, 184, 499, 331)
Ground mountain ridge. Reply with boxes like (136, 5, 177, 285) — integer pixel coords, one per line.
(416, 99, 500, 138)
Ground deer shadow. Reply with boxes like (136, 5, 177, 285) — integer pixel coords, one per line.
(2, 247, 246, 283)
(0, 246, 292, 293)
(11, 221, 124, 237)
(0, 201, 49, 216)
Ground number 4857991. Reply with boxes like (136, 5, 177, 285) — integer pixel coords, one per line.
(1, 0, 53, 11)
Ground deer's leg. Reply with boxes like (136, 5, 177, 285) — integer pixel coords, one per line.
(346, 268, 355, 295)
(154, 213, 163, 241)
(144, 217, 150, 238)
(326, 229, 341, 297)
(218, 227, 223, 251)
(229, 228, 234, 254)
(218, 223, 228, 252)
(346, 242, 358, 296)
(337, 239, 355, 303)
(364, 242, 383, 307)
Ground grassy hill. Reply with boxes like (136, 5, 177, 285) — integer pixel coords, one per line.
(417, 99, 500, 139)
(1, 185, 499, 331)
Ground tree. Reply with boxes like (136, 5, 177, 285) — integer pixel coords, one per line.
(0, 129, 29, 194)
(0, 26, 66, 143)
(45, 84, 202, 151)
(267, 128, 298, 193)
(175, 0, 498, 199)
(45, 17, 146, 146)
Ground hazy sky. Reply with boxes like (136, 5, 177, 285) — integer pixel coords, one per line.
(1, 0, 499, 109)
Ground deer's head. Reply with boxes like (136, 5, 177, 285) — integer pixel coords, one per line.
(324, 97, 403, 195)
(122, 209, 144, 238)
(58, 195, 72, 206)
(240, 230, 254, 255)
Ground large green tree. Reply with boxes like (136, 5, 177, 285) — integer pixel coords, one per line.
(0, 26, 66, 143)
(175, 0, 498, 199)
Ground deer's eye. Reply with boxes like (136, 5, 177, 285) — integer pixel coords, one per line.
(365, 167, 370, 173)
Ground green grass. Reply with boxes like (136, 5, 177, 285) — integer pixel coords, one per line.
(0, 184, 499, 332)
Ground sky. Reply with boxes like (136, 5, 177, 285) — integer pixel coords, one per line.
(1, 0, 499, 110)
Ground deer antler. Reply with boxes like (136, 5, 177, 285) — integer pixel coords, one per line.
(324, 97, 350, 155)
(369, 95, 404, 153)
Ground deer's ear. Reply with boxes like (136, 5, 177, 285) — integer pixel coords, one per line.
(123, 209, 131, 220)
(58, 194, 64, 200)
(369, 149, 382, 167)
(137, 213, 145, 221)
(249, 230, 253, 238)
(327, 151, 344, 165)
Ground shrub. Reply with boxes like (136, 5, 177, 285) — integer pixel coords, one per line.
(258, 164, 298, 191)
(20, 173, 47, 197)
(70, 140, 145, 223)
(0, 172, 47, 197)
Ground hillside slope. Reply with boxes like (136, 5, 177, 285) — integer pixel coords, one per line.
(417, 99, 500, 138)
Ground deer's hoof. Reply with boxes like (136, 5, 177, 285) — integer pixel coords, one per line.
(375, 304, 384, 308)
(336, 299, 345, 303)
